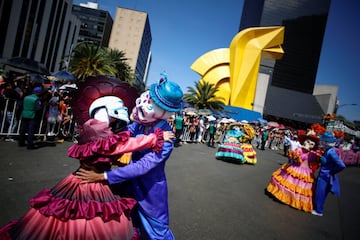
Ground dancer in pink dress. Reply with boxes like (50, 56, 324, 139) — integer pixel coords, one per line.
(0, 76, 173, 240)
(266, 130, 321, 212)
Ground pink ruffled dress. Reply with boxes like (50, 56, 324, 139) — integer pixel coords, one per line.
(0, 119, 163, 240)
(266, 147, 319, 212)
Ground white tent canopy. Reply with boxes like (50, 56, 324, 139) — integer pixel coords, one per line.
(219, 118, 236, 123)
(207, 115, 216, 121)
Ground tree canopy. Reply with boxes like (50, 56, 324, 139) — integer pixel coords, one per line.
(68, 43, 135, 87)
(183, 81, 224, 111)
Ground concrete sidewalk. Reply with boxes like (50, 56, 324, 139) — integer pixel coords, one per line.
(0, 140, 358, 240)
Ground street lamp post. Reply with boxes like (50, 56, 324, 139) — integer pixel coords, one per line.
(334, 103, 358, 114)
(64, 44, 74, 71)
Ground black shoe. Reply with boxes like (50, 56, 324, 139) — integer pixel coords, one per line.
(27, 145, 38, 150)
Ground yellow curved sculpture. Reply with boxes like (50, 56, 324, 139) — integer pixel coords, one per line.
(191, 26, 285, 110)
(191, 48, 230, 103)
(202, 64, 231, 103)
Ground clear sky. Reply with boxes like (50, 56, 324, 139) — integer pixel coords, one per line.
(74, 0, 360, 122)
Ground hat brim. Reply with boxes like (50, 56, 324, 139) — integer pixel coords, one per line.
(298, 134, 320, 145)
(149, 84, 182, 112)
(320, 136, 336, 143)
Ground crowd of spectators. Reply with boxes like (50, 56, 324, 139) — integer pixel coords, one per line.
(169, 111, 360, 166)
(169, 113, 227, 147)
(0, 71, 77, 147)
(1, 70, 358, 158)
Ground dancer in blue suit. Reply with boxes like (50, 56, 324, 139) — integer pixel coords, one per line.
(77, 74, 183, 239)
(312, 131, 346, 216)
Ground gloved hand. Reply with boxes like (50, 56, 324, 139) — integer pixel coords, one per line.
(320, 156, 327, 165)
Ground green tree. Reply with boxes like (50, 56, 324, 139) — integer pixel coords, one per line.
(69, 43, 115, 81)
(67, 43, 146, 95)
(105, 48, 133, 84)
(183, 81, 224, 110)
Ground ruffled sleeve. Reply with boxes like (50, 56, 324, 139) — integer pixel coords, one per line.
(94, 128, 164, 155)
(67, 131, 130, 160)
(152, 128, 164, 153)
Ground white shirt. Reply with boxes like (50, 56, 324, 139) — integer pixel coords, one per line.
(290, 140, 302, 150)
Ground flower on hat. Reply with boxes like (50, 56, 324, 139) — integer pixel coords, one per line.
(297, 129, 306, 137)
(333, 130, 344, 139)
(311, 123, 326, 135)
(323, 113, 336, 120)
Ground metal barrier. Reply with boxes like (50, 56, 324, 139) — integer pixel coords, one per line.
(0, 98, 75, 141)
(1, 99, 224, 144)
(176, 125, 225, 144)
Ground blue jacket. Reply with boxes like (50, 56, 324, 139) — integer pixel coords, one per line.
(318, 147, 346, 196)
(106, 120, 173, 224)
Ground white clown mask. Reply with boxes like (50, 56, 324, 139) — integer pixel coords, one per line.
(303, 139, 316, 150)
(131, 90, 172, 124)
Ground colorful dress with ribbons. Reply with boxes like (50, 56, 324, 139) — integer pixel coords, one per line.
(266, 147, 320, 212)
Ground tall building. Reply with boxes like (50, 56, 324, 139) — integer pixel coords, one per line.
(72, 2, 113, 47)
(240, 0, 331, 94)
(239, 0, 332, 124)
(108, 8, 152, 86)
(0, 0, 80, 73)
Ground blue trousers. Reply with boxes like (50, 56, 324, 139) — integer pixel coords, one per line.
(132, 206, 175, 240)
(19, 118, 36, 147)
(313, 177, 332, 214)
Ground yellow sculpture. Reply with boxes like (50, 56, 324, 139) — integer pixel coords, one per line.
(191, 26, 285, 110)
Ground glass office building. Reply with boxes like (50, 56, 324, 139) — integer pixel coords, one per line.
(108, 8, 152, 86)
(0, 0, 80, 73)
(239, 0, 331, 94)
(72, 4, 113, 47)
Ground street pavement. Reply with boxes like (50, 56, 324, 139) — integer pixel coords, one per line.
(0, 140, 359, 240)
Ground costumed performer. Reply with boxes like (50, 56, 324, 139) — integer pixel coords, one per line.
(215, 122, 245, 164)
(238, 123, 257, 164)
(76, 73, 183, 239)
(266, 130, 321, 212)
(0, 76, 173, 240)
(312, 131, 346, 217)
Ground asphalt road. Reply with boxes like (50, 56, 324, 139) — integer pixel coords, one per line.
(0, 140, 359, 240)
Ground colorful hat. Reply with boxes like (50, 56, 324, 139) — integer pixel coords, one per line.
(241, 123, 255, 140)
(149, 74, 183, 112)
(33, 86, 43, 93)
(320, 131, 336, 143)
